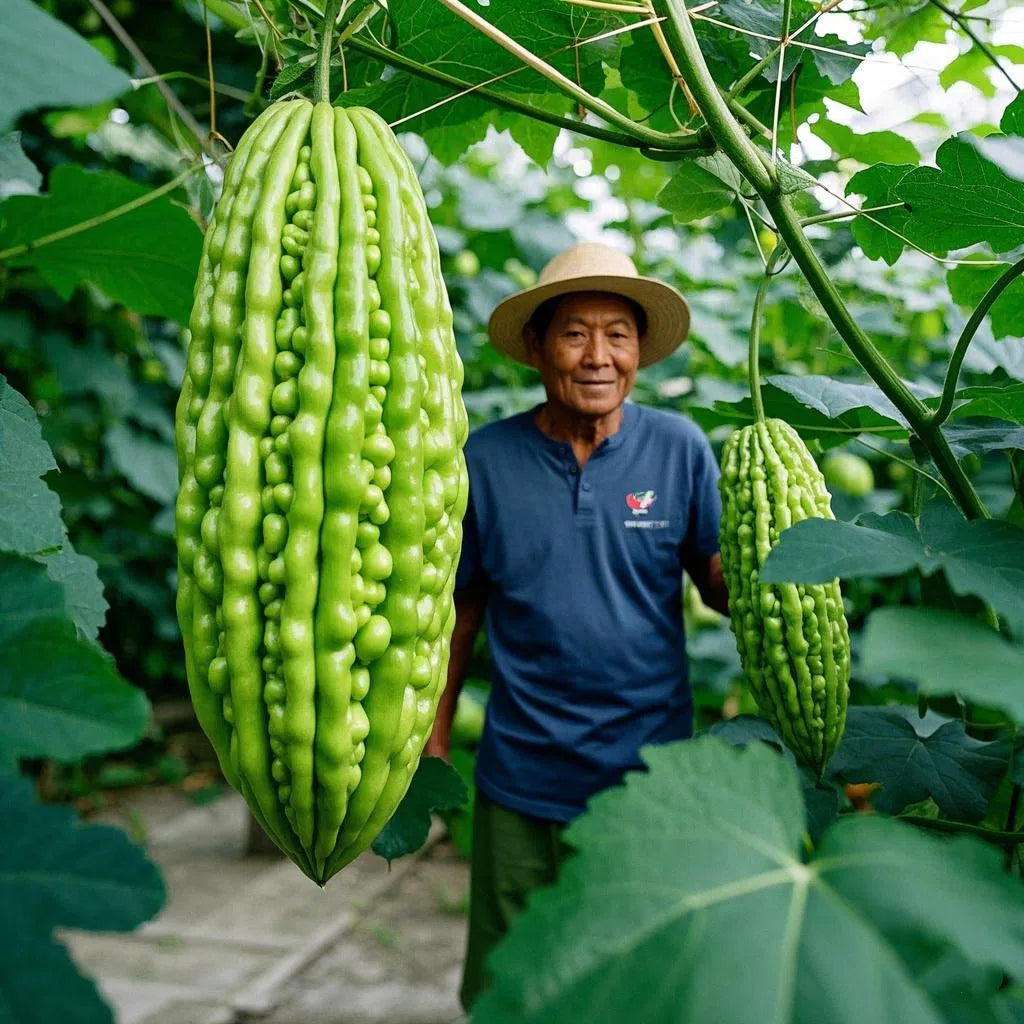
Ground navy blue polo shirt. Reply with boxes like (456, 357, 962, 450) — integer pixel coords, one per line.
(456, 401, 721, 822)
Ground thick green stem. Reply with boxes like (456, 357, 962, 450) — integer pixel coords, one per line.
(656, 0, 775, 194)
(932, 254, 1024, 428)
(315, 0, 342, 103)
(656, 0, 989, 522)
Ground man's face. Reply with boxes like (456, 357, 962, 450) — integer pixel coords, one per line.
(527, 291, 642, 420)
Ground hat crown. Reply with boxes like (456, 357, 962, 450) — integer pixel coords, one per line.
(537, 242, 640, 287)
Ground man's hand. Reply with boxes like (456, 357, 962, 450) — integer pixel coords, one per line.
(690, 552, 730, 617)
(424, 586, 487, 764)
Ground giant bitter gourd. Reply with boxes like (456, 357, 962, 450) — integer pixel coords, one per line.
(174, 100, 469, 883)
(718, 418, 850, 775)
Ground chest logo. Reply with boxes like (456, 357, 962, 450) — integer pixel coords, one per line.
(626, 490, 657, 515)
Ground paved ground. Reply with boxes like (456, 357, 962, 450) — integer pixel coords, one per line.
(61, 787, 470, 1024)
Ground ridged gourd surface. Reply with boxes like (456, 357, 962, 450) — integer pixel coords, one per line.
(174, 100, 469, 883)
(718, 418, 850, 776)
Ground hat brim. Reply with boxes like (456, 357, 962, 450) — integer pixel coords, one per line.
(487, 274, 691, 369)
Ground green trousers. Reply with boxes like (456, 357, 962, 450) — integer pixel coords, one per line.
(459, 792, 573, 1012)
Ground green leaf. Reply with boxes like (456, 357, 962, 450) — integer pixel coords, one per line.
(39, 544, 108, 642)
(947, 259, 1024, 340)
(776, 159, 818, 196)
(830, 707, 1012, 821)
(0, 132, 41, 199)
(694, 374, 915, 438)
(968, 134, 1024, 183)
(0, 559, 149, 769)
(942, 421, 1024, 459)
(0, 376, 63, 557)
(269, 56, 316, 102)
(953, 382, 1024, 422)
(473, 737, 1024, 1024)
(656, 162, 735, 222)
(939, 45, 1024, 99)
(759, 509, 1024, 640)
(860, 607, 1024, 723)
(0, 0, 131, 132)
(896, 135, 1024, 255)
(846, 163, 915, 265)
(1002, 90, 1024, 137)
(370, 757, 468, 863)
(0, 164, 203, 323)
(0, 774, 164, 1023)
(810, 121, 919, 166)
(104, 423, 178, 505)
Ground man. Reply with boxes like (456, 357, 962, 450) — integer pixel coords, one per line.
(425, 241, 729, 1011)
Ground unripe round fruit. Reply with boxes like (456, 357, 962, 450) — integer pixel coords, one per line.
(452, 249, 480, 277)
(821, 451, 874, 498)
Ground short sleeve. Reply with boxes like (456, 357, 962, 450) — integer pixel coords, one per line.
(682, 431, 721, 567)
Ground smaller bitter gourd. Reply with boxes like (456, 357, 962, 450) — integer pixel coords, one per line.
(718, 418, 850, 775)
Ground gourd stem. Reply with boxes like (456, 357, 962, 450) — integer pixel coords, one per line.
(315, 0, 342, 104)
(748, 244, 790, 424)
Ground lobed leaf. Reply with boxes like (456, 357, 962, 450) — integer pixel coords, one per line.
(473, 738, 1024, 1024)
(759, 508, 1024, 640)
(830, 706, 1012, 820)
(0, 0, 130, 132)
(0, 775, 165, 1023)
(861, 607, 1024, 723)
(371, 757, 469, 863)
(0, 165, 203, 323)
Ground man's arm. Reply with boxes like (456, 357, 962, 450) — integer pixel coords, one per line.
(423, 585, 487, 763)
(688, 552, 730, 617)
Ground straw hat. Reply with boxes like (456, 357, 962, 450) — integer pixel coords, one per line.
(487, 241, 691, 368)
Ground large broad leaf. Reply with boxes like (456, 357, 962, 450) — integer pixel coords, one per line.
(861, 607, 1024, 723)
(0, 775, 165, 1024)
(896, 135, 1024, 256)
(0, 0, 130, 132)
(340, 0, 611, 162)
(952, 381, 1024, 423)
(472, 738, 1024, 1024)
(811, 122, 919, 166)
(0, 379, 108, 638)
(760, 508, 1024, 640)
(656, 162, 736, 223)
(371, 756, 468, 864)
(0, 556, 149, 771)
(829, 706, 1012, 821)
(941, 420, 1024, 459)
(0, 376, 62, 556)
(38, 544, 108, 642)
(0, 164, 203, 323)
(846, 163, 915, 266)
(693, 375, 915, 438)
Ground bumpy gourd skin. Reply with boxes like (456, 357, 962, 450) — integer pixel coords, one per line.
(718, 418, 850, 776)
(174, 100, 469, 884)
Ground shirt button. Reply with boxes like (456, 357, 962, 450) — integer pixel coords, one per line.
(581, 482, 591, 492)
(569, 465, 579, 475)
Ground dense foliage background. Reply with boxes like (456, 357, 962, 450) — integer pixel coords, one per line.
(1, 0, 1022, 1020)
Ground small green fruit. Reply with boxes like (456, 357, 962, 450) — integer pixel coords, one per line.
(822, 451, 875, 498)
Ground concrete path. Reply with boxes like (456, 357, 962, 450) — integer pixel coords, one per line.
(62, 788, 469, 1024)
